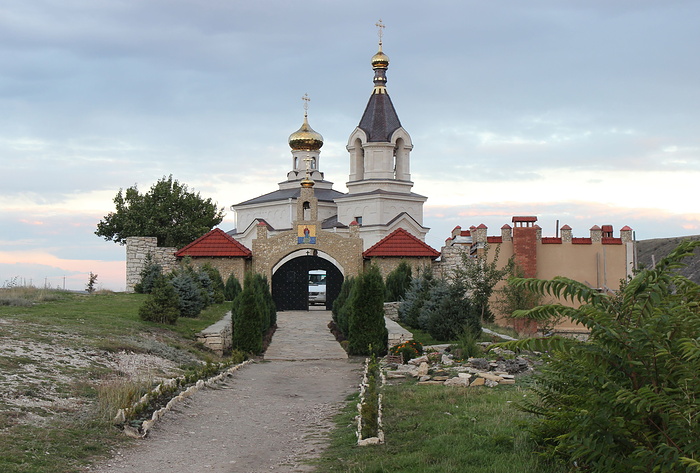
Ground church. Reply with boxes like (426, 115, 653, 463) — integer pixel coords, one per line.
(125, 27, 635, 332)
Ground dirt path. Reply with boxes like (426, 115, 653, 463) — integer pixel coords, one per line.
(88, 310, 361, 473)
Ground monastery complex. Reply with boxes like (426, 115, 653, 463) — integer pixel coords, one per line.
(126, 28, 635, 333)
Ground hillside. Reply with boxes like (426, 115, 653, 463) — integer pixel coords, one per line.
(636, 234, 700, 284)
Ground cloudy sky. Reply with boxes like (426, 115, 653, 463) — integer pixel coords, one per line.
(1, 0, 698, 291)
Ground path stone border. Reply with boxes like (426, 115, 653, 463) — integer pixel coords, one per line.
(115, 359, 254, 438)
(356, 357, 386, 446)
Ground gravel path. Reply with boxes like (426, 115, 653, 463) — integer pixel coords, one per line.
(89, 310, 362, 473)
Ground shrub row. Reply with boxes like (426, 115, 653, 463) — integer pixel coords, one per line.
(137, 256, 225, 324)
(231, 272, 276, 355)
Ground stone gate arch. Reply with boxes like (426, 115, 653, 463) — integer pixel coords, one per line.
(271, 252, 343, 311)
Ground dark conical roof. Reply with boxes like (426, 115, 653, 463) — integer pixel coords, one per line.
(358, 92, 402, 142)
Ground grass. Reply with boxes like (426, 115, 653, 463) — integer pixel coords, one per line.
(0, 288, 234, 473)
(315, 380, 565, 473)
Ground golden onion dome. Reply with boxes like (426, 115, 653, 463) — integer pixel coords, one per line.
(288, 114, 324, 151)
(371, 46, 389, 69)
(300, 176, 315, 188)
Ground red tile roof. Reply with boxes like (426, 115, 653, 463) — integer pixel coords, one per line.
(477, 223, 488, 229)
(560, 224, 572, 230)
(513, 216, 538, 222)
(363, 228, 441, 259)
(620, 225, 632, 231)
(602, 237, 623, 245)
(541, 237, 562, 244)
(487, 236, 502, 243)
(572, 237, 592, 245)
(175, 228, 252, 258)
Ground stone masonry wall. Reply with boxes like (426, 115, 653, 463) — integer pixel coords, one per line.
(368, 257, 434, 279)
(188, 257, 250, 288)
(125, 237, 177, 293)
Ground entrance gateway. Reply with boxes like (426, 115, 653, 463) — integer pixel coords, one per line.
(272, 254, 343, 311)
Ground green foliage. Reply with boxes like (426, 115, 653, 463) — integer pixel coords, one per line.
(348, 266, 388, 357)
(138, 275, 179, 324)
(398, 266, 437, 328)
(420, 278, 481, 341)
(385, 260, 413, 302)
(453, 244, 514, 323)
(389, 339, 424, 363)
(170, 270, 204, 318)
(232, 282, 263, 354)
(497, 240, 700, 472)
(231, 272, 274, 354)
(86, 272, 98, 294)
(134, 253, 163, 294)
(332, 277, 355, 336)
(224, 273, 242, 301)
(95, 175, 225, 247)
(200, 263, 225, 304)
(360, 354, 381, 439)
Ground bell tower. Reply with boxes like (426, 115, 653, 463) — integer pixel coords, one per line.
(335, 20, 428, 249)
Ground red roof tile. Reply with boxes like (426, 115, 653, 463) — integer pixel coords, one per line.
(487, 236, 502, 243)
(513, 216, 538, 222)
(590, 225, 601, 230)
(501, 224, 512, 229)
(477, 223, 488, 229)
(460, 230, 471, 236)
(572, 237, 592, 245)
(620, 225, 632, 231)
(541, 237, 562, 244)
(363, 228, 440, 259)
(175, 228, 252, 258)
(602, 237, 622, 245)
(560, 224, 572, 230)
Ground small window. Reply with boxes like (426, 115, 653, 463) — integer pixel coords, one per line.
(355, 216, 363, 225)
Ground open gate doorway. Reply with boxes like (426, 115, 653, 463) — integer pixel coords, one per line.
(272, 254, 343, 311)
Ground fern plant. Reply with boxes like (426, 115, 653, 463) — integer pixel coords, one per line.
(497, 240, 700, 472)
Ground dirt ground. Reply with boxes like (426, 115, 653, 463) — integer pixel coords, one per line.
(87, 358, 362, 473)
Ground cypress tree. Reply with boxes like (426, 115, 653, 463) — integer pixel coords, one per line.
(224, 274, 242, 301)
(332, 277, 355, 337)
(348, 266, 388, 356)
(385, 260, 413, 302)
(232, 286, 263, 354)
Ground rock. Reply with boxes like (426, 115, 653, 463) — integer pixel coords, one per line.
(469, 358, 490, 371)
(417, 362, 429, 376)
(478, 372, 504, 382)
(484, 379, 499, 388)
(432, 376, 449, 382)
(469, 377, 485, 387)
(123, 425, 143, 439)
(419, 375, 432, 382)
(386, 372, 408, 379)
(499, 379, 516, 385)
(441, 354, 454, 365)
(457, 373, 472, 380)
(409, 356, 428, 365)
(444, 377, 469, 387)
(417, 380, 443, 385)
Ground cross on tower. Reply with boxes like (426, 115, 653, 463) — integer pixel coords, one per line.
(302, 93, 310, 115)
(375, 19, 385, 45)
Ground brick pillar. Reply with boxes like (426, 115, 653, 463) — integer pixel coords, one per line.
(512, 226, 538, 278)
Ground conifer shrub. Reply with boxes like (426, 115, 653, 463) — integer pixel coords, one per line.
(332, 277, 355, 337)
(385, 260, 413, 302)
(398, 267, 436, 328)
(224, 274, 242, 301)
(134, 253, 163, 294)
(498, 240, 700, 472)
(138, 275, 179, 324)
(200, 263, 225, 304)
(348, 266, 388, 357)
(232, 283, 263, 354)
(422, 279, 481, 341)
(170, 271, 204, 318)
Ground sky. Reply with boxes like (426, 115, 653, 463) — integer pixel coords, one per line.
(1, 0, 699, 292)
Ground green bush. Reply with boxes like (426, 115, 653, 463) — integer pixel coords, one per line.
(499, 240, 700, 472)
(224, 274, 242, 301)
(170, 271, 204, 318)
(389, 339, 423, 363)
(398, 267, 436, 328)
(348, 266, 388, 357)
(422, 280, 481, 341)
(232, 284, 263, 354)
(385, 260, 413, 302)
(200, 263, 225, 304)
(138, 275, 179, 324)
(134, 253, 163, 294)
(332, 277, 355, 337)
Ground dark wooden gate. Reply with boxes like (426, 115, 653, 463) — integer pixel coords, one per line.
(272, 255, 343, 311)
